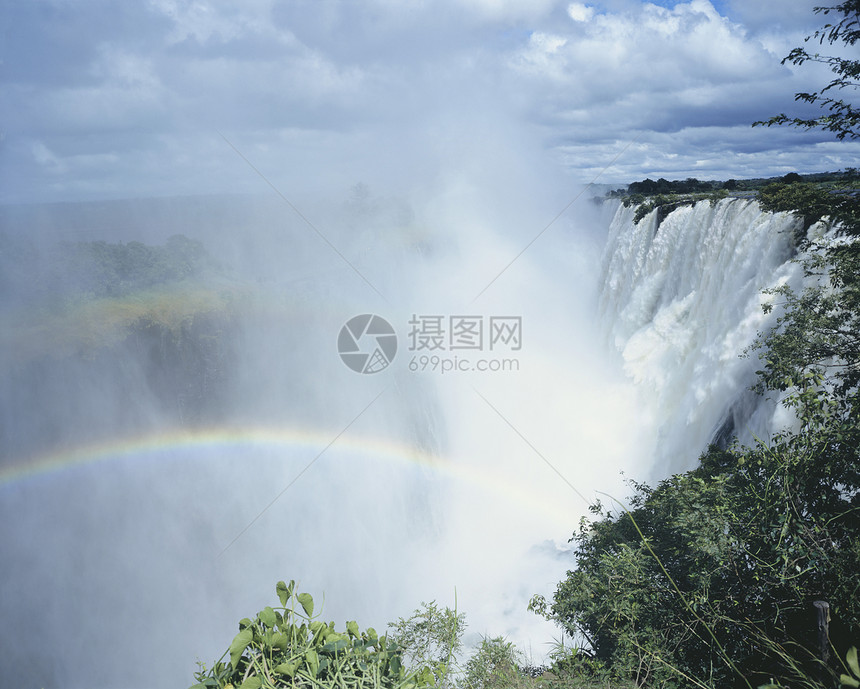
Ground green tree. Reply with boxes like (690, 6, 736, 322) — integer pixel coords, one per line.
(389, 601, 466, 689)
(753, 176, 860, 416)
(460, 637, 522, 689)
(539, 430, 860, 688)
(754, 1, 860, 140)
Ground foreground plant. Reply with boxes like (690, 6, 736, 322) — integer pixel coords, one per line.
(388, 600, 465, 689)
(191, 580, 436, 689)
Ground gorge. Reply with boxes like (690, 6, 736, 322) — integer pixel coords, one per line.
(0, 192, 808, 688)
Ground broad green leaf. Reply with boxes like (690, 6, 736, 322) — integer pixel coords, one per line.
(322, 638, 349, 654)
(346, 620, 359, 638)
(840, 675, 860, 689)
(229, 628, 254, 670)
(389, 654, 402, 676)
(848, 647, 859, 678)
(297, 592, 314, 617)
(238, 618, 253, 630)
(239, 677, 262, 689)
(271, 632, 290, 652)
(259, 606, 277, 628)
(262, 629, 275, 649)
(306, 648, 320, 676)
(276, 581, 290, 607)
(322, 630, 344, 643)
(275, 662, 298, 677)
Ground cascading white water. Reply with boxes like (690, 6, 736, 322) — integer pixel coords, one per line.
(598, 197, 806, 475)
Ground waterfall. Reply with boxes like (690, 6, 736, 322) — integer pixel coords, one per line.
(0, 192, 812, 689)
(598, 197, 805, 475)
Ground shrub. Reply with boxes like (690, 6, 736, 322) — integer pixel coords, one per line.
(190, 581, 436, 689)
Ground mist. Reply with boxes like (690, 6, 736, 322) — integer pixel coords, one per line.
(0, 129, 656, 687)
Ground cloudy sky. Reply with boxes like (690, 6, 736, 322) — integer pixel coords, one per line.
(2, 0, 859, 204)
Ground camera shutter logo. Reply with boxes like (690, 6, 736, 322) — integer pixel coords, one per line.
(337, 314, 398, 374)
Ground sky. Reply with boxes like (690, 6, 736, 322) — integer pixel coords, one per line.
(1, 0, 859, 204)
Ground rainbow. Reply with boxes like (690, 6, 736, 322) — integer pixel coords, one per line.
(0, 425, 583, 524)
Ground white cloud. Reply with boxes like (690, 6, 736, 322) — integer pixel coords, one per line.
(508, 0, 792, 139)
(91, 46, 161, 89)
(32, 141, 67, 174)
(2, 0, 859, 204)
(147, 0, 275, 45)
(567, 3, 594, 22)
(513, 32, 569, 80)
(455, 0, 557, 21)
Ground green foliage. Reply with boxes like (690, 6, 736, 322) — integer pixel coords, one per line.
(191, 581, 436, 689)
(841, 646, 860, 687)
(631, 196, 672, 225)
(0, 233, 212, 312)
(543, 432, 860, 688)
(388, 606, 552, 689)
(621, 188, 728, 227)
(388, 601, 466, 689)
(460, 637, 522, 689)
(606, 171, 860, 209)
(756, 181, 860, 237)
(754, 1, 860, 140)
(752, 180, 860, 417)
(627, 178, 719, 196)
(534, 637, 622, 688)
(620, 193, 646, 208)
(59, 234, 211, 299)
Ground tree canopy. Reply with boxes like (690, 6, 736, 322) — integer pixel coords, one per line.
(755, 1, 860, 140)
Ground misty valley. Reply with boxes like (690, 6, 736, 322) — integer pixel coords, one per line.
(1, 170, 858, 689)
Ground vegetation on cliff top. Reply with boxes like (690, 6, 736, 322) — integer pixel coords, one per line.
(602, 170, 860, 225)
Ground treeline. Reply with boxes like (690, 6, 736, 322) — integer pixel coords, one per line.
(605, 169, 860, 200)
(57, 234, 211, 298)
(0, 233, 212, 308)
(603, 169, 860, 227)
(627, 177, 721, 195)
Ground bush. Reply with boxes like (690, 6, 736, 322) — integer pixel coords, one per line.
(191, 581, 436, 689)
(460, 637, 522, 689)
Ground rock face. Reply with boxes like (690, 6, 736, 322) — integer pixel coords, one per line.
(0, 309, 238, 465)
